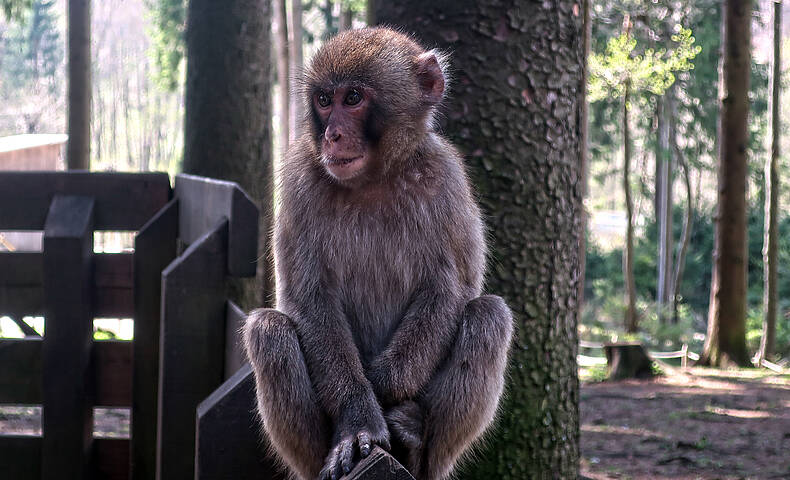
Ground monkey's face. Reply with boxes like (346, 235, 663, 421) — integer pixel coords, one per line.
(312, 84, 374, 183)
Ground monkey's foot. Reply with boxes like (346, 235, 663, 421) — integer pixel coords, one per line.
(318, 429, 390, 480)
(385, 401, 424, 451)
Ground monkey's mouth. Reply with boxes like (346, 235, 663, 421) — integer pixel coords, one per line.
(323, 155, 366, 180)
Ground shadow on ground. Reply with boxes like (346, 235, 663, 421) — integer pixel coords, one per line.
(580, 367, 790, 479)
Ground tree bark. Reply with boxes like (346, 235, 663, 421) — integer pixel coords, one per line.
(700, 0, 751, 367)
(623, 81, 638, 333)
(758, 0, 781, 364)
(656, 91, 674, 319)
(375, 2, 582, 477)
(579, 0, 591, 307)
(288, 0, 304, 141)
(184, 0, 274, 310)
(671, 148, 693, 323)
(273, 0, 290, 155)
(66, 0, 90, 170)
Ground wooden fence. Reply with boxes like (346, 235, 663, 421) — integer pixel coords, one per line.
(0, 171, 280, 480)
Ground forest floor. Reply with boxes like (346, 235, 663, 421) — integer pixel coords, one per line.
(580, 366, 790, 480)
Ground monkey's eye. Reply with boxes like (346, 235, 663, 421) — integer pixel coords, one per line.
(344, 89, 362, 106)
(316, 92, 331, 108)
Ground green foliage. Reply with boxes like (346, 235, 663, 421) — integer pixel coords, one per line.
(145, 0, 186, 91)
(0, 0, 31, 21)
(588, 26, 701, 103)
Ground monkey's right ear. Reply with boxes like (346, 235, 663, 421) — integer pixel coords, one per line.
(416, 52, 446, 106)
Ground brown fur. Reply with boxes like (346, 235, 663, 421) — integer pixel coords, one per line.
(244, 27, 513, 480)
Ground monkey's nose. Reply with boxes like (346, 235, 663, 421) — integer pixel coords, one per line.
(325, 128, 341, 143)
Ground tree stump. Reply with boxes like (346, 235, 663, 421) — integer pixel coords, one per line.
(603, 342, 654, 380)
(346, 447, 414, 480)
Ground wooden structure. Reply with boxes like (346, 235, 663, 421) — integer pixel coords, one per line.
(0, 134, 67, 171)
(603, 342, 654, 380)
(0, 172, 263, 480)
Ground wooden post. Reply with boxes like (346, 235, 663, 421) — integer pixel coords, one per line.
(346, 447, 415, 480)
(157, 221, 229, 480)
(681, 343, 689, 369)
(131, 199, 178, 480)
(224, 301, 248, 379)
(41, 195, 95, 480)
(195, 364, 286, 480)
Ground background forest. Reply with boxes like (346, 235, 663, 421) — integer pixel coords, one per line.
(1, 0, 789, 479)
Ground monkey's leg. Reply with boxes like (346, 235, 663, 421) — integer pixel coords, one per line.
(244, 308, 331, 480)
(410, 295, 513, 480)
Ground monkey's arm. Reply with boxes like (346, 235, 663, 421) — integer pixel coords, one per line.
(367, 279, 461, 405)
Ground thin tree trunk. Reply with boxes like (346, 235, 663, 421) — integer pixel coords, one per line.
(672, 148, 693, 323)
(184, 0, 274, 313)
(700, 0, 751, 367)
(338, 4, 353, 30)
(274, 0, 290, 155)
(374, 2, 583, 477)
(66, 0, 90, 170)
(579, 0, 591, 307)
(288, 0, 304, 140)
(623, 81, 638, 333)
(758, 0, 781, 364)
(656, 91, 674, 319)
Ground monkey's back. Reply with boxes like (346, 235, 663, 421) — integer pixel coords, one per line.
(274, 134, 485, 364)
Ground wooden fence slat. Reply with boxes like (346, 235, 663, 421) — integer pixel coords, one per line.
(224, 301, 248, 379)
(346, 447, 415, 480)
(174, 174, 258, 277)
(195, 364, 286, 480)
(0, 252, 134, 318)
(94, 437, 131, 480)
(0, 171, 170, 230)
(131, 199, 178, 480)
(0, 435, 41, 480)
(41, 194, 95, 480)
(0, 338, 131, 406)
(0, 338, 41, 404)
(157, 220, 229, 480)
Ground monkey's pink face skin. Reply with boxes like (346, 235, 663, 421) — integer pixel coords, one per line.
(314, 85, 372, 182)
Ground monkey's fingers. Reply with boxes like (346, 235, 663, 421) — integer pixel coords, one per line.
(318, 438, 354, 480)
(357, 432, 372, 457)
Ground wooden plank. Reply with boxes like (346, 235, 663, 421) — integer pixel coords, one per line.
(157, 220, 228, 480)
(0, 434, 41, 480)
(0, 436, 130, 480)
(346, 447, 415, 480)
(0, 172, 171, 230)
(0, 252, 134, 318)
(224, 301, 248, 379)
(94, 437, 130, 480)
(41, 194, 95, 480)
(174, 174, 258, 277)
(195, 364, 287, 480)
(0, 338, 131, 406)
(0, 338, 41, 404)
(131, 199, 178, 480)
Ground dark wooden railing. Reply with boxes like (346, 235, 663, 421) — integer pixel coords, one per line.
(0, 172, 263, 480)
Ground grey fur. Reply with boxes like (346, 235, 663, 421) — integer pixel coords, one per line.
(244, 27, 513, 480)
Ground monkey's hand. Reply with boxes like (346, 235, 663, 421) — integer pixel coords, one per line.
(384, 400, 424, 452)
(318, 400, 390, 480)
(367, 356, 418, 407)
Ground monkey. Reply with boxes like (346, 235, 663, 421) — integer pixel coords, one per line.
(243, 27, 513, 480)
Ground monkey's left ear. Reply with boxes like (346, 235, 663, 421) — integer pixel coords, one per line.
(416, 52, 445, 106)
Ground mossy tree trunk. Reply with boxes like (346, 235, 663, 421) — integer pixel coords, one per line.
(375, 2, 583, 477)
(700, 0, 751, 367)
(184, 0, 274, 310)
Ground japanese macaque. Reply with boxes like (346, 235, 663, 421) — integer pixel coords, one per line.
(244, 27, 513, 480)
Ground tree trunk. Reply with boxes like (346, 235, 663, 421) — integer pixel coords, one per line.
(671, 148, 693, 323)
(758, 0, 781, 364)
(338, 3, 353, 31)
(273, 0, 290, 155)
(184, 0, 274, 311)
(700, 0, 751, 367)
(66, 0, 90, 170)
(656, 91, 674, 319)
(374, 2, 582, 477)
(623, 81, 638, 333)
(579, 0, 591, 307)
(288, 0, 304, 141)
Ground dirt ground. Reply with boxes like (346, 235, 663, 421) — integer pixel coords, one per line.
(581, 367, 790, 480)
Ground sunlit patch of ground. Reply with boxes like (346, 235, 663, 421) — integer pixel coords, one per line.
(581, 367, 790, 479)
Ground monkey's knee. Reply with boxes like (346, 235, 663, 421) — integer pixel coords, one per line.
(459, 295, 514, 358)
